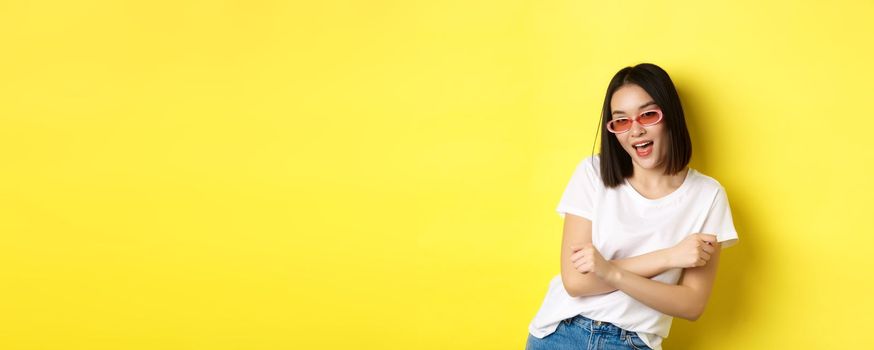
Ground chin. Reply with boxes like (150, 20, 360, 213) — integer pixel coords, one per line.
(629, 152, 664, 170)
(634, 160, 659, 170)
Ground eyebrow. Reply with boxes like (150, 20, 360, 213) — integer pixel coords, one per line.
(612, 101, 658, 116)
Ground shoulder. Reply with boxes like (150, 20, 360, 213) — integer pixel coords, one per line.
(688, 169, 729, 197)
(563, 154, 606, 191)
(573, 154, 605, 185)
(578, 154, 602, 176)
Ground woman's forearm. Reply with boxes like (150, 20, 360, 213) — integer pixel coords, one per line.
(603, 267, 702, 320)
(569, 248, 673, 297)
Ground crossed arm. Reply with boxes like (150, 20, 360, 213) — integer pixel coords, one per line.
(559, 213, 721, 321)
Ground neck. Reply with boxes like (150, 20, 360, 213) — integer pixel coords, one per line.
(629, 164, 689, 190)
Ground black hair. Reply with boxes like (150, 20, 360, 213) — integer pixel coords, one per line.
(595, 63, 692, 188)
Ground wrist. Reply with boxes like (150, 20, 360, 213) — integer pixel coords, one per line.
(603, 265, 624, 285)
(661, 247, 676, 269)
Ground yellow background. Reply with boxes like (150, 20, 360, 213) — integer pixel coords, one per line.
(1, 0, 872, 349)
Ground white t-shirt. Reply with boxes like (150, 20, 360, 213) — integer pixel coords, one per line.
(528, 155, 739, 350)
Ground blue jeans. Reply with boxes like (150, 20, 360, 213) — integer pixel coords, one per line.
(526, 314, 652, 350)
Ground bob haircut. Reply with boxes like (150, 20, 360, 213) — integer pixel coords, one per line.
(598, 63, 692, 188)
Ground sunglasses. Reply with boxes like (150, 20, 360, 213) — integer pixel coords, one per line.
(606, 109, 663, 134)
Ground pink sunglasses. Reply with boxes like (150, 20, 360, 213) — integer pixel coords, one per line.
(606, 109, 663, 134)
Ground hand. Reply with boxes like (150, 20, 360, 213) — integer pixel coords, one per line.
(570, 243, 615, 279)
(669, 233, 717, 268)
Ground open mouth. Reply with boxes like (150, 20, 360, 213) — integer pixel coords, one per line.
(633, 141, 653, 156)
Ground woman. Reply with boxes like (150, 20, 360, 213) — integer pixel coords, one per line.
(526, 63, 739, 350)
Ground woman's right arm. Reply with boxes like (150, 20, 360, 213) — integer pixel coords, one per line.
(559, 213, 714, 298)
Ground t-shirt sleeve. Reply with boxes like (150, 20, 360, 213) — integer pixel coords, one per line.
(555, 156, 602, 221)
(701, 186, 739, 248)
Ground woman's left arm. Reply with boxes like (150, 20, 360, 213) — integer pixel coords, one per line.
(584, 242, 721, 321)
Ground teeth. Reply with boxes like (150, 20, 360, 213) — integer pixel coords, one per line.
(634, 141, 653, 148)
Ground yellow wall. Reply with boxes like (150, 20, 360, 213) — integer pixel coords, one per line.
(1, 1, 872, 349)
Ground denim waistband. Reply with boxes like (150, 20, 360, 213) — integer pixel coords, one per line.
(562, 314, 633, 338)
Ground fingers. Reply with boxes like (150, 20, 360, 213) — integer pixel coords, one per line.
(570, 251, 583, 263)
(696, 242, 713, 260)
(569, 244, 594, 274)
(697, 234, 718, 243)
(693, 235, 718, 255)
(574, 259, 591, 274)
(570, 245, 582, 257)
(571, 243, 593, 251)
(569, 243, 594, 262)
(569, 245, 579, 263)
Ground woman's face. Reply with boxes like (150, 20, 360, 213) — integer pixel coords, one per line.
(609, 84, 668, 171)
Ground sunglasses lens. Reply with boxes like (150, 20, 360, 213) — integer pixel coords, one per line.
(608, 119, 631, 133)
(639, 111, 661, 125)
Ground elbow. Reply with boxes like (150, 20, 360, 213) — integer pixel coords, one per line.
(678, 304, 706, 321)
(563, 280, 599, 298)
(561, 273, 607, 298)
(566, 288, 580, 298)
(680, 311, 702, 322)
(561, 276, 581, 298)
(561, 273, 590, 298)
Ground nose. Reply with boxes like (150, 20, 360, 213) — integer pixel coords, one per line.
(629, 120, 646, 137)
